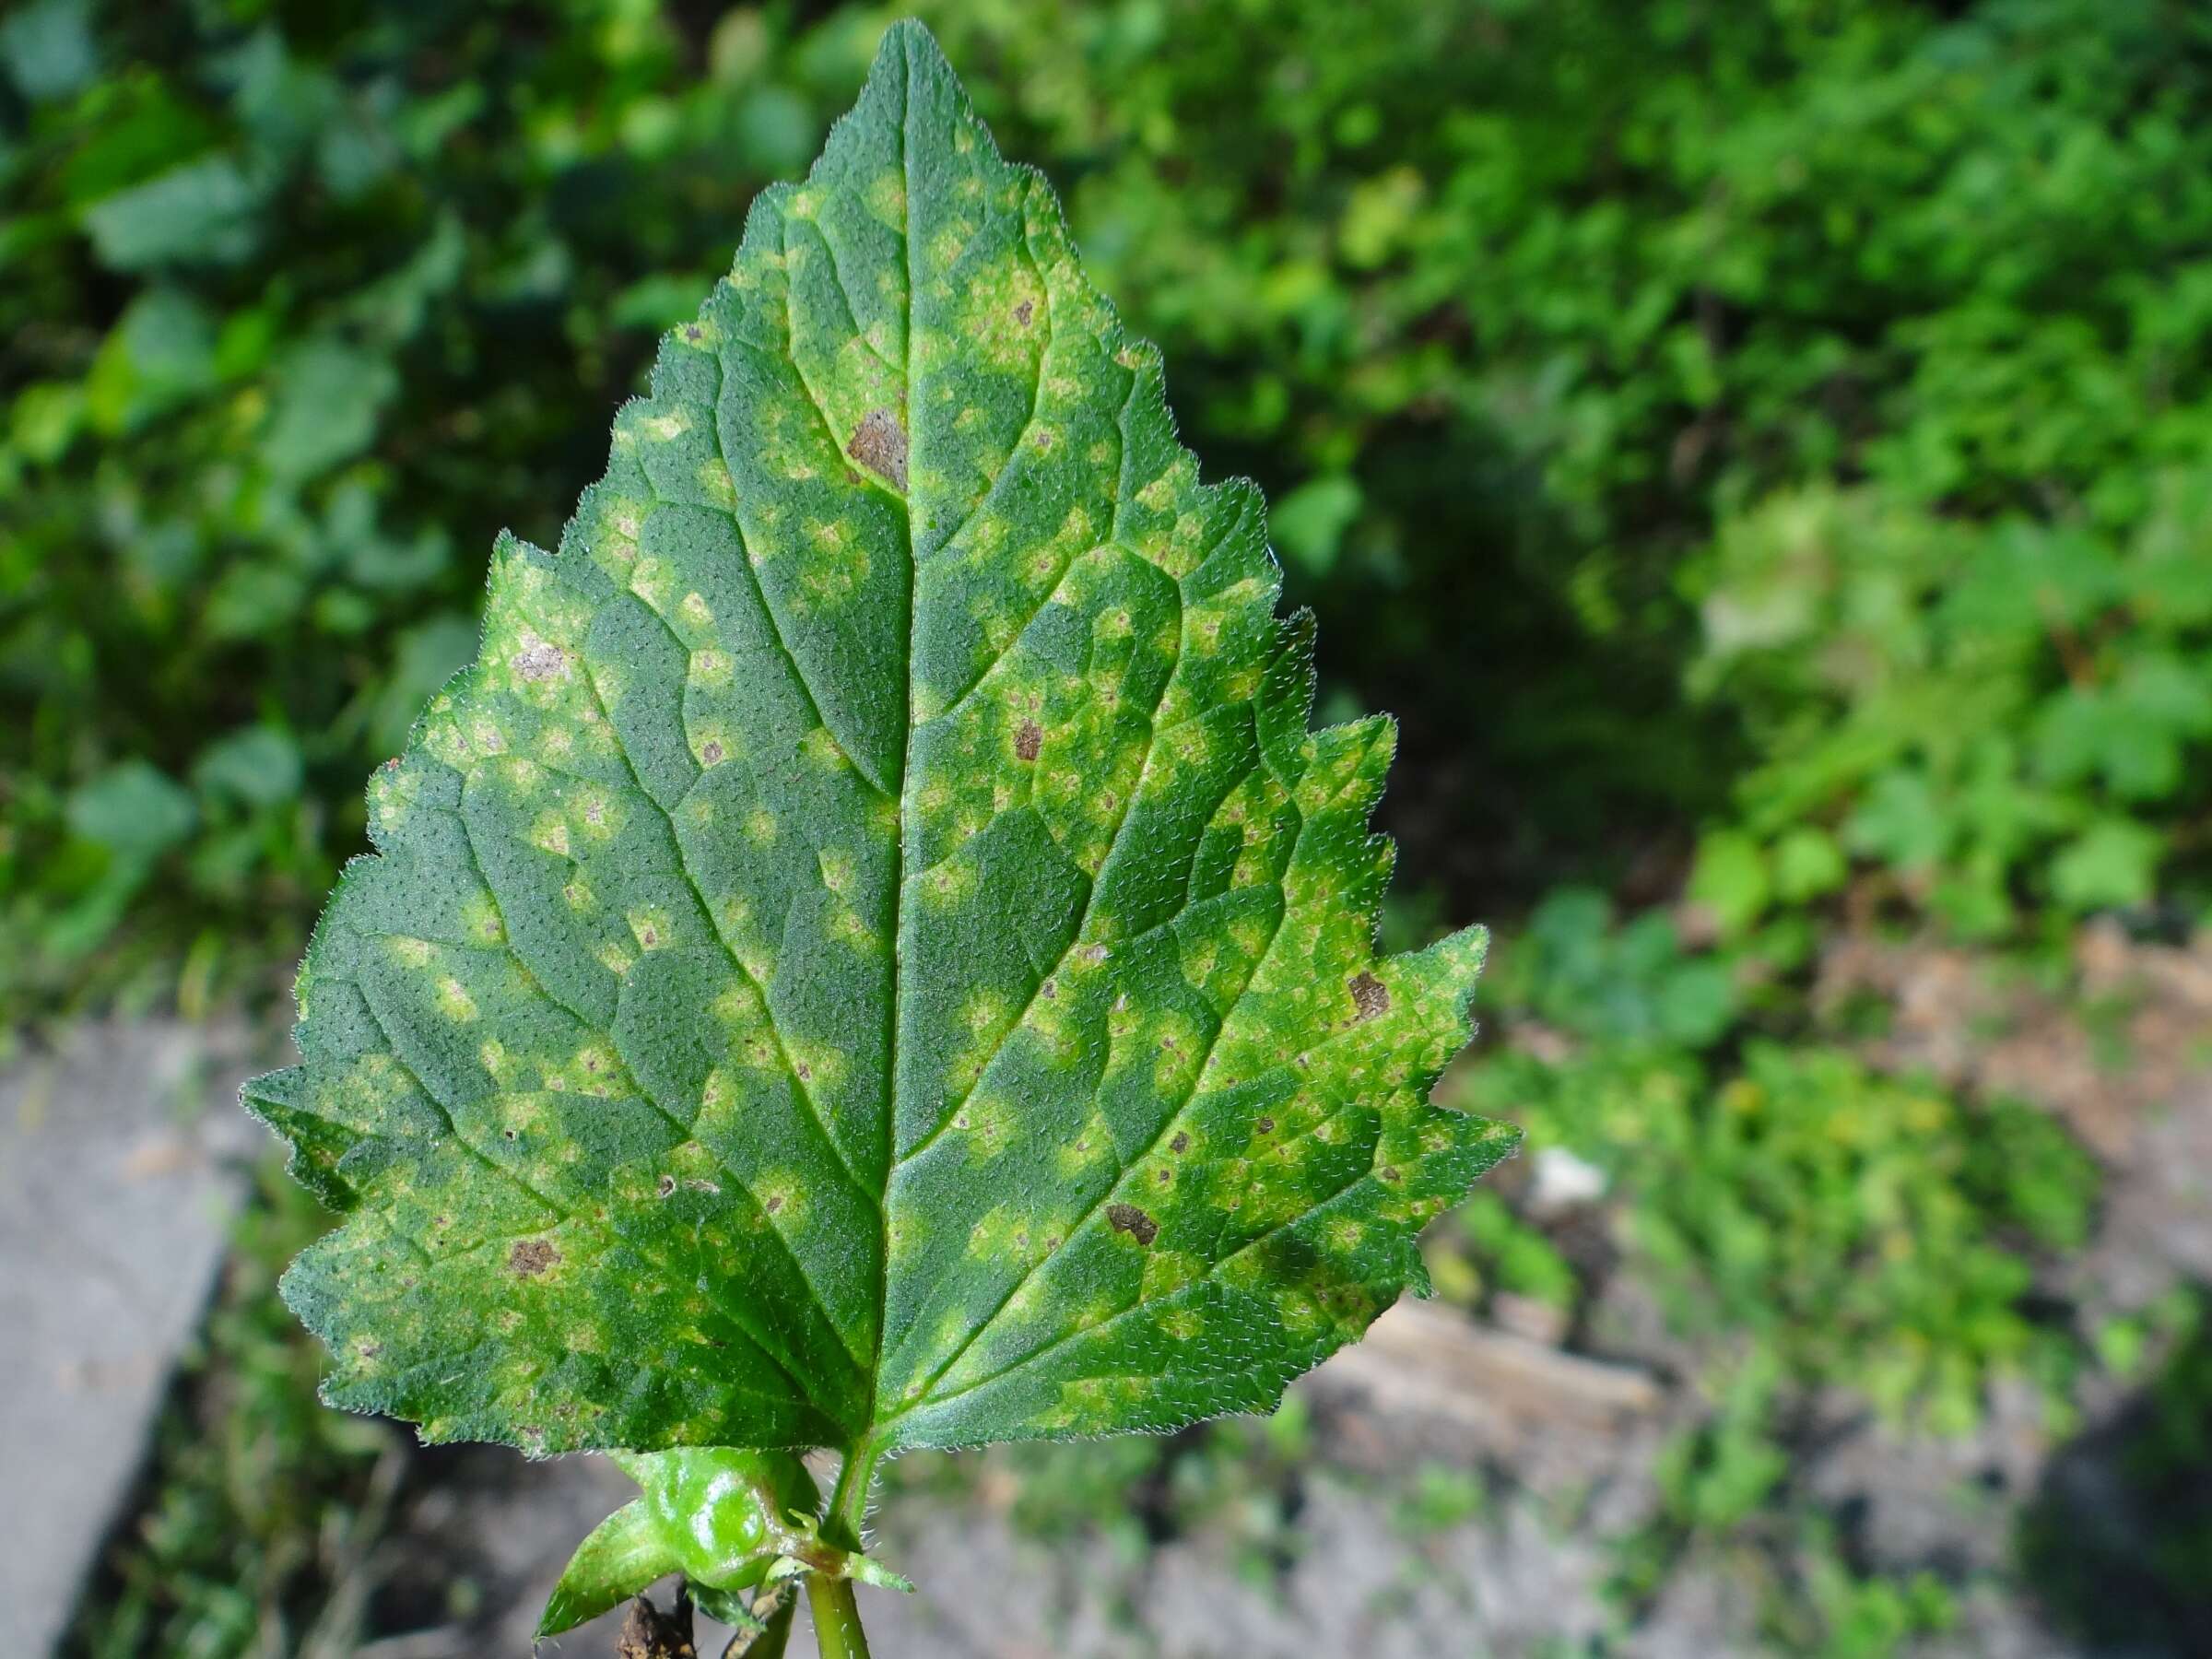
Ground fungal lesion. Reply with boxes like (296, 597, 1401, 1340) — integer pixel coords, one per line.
(511, 637, 569, 682)
(846, 406, 909, 490)
(508, 1238, 560, 1277)
(1348, 971, 1390, 1022)
(1106, 1203, 1158, 1246)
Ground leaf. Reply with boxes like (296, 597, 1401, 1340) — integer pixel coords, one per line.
(87, 288, 219, 432)
(194, 725, 304, 808)
(246, 21, 1512, 1466)
(534, 1500, 667, 1639)
(68, 759, 196, 861)
(1687, 829, 1770, 937)
(2033, 653, 2212, 804)
(1770, 826, 1846, 905)
(1843, 768, 1950, 871)
(0, 0, 94, 104)
(1271, 475, 1363, 576)
(2049, 818, 2160, 912)
(262, 336, 398, 479)
(79, 152, 269, 271)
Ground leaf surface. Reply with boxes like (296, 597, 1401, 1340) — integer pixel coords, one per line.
(247, 20, 1513, 1461)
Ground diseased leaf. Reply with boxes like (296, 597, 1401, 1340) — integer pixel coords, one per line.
(246, 20, 1513, 1468)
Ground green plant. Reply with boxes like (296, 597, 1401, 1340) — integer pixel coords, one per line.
(1687, 476, 2212, 937)
(243, 26, 1512, 1653)
(1451, 888, 2100, 1652)
(19, 0, 2207, 1648)
(3, 0, 903, 1025)
(19, 0, 2212, 1007)
(1464, 891, 2096, 1430)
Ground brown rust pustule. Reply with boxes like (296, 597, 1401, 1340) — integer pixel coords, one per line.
(846, 406, 909, 490)
(508, 1238, 559, 1277)
(1348, 971, 1390, 1022)
(1107, 1203, 1159, 1246)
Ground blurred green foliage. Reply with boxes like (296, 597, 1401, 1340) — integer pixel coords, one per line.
(9, 0, 2212, 1008)
(1, 0, 906, 1016)
(1689, 476, 2212, 935)
(1445, 889, 2100, 1640)
(9, 0, 2210, 1653)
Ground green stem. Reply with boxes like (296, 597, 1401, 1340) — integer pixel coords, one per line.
(806, 1442, 881, 1658)
(805, 1573, 872, 1659)
(823, 1441, 880, 1553)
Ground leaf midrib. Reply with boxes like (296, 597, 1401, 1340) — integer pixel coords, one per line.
(870, 21, 922, 1448)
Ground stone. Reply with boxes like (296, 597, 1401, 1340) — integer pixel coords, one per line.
(0, 1019, 257, 1657)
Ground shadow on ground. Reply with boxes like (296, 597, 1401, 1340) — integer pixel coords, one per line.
(2018, 1287, 2212, 1657)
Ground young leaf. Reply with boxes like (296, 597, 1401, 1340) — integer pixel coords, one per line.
(536, 1447, 856, 1641)
(246, 20, 1514, 1468)
(535, 1500, 668, 1640)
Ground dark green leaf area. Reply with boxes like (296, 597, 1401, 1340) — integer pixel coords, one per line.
(247, 22, 1511, 1462)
